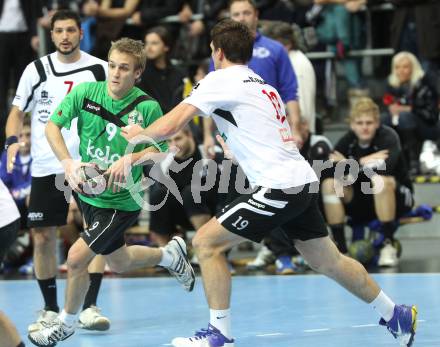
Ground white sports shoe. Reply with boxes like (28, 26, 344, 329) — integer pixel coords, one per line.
(378, 240, 399, 267)
(246, 245, 274, 270)
(28, 317, 75, 347)
(28, 310, 59, 333)
(163, 236, 196, 292)
(78, 306, 110, 331)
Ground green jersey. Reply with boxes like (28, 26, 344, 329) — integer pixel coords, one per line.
(50, 81, 167, 211)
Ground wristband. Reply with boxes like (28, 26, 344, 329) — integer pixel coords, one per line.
(4, 135, 18, 150)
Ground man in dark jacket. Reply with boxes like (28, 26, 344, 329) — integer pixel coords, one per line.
(322, 97, 414, 267)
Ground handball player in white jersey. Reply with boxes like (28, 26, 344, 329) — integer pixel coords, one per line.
(122, 19, 417, 347)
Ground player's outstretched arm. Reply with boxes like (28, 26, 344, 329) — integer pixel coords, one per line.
(121, 102, 200, 144)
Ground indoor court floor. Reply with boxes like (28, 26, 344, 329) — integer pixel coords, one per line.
(1, 273, 439, 347)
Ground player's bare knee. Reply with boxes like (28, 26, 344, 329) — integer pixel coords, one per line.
(66, 252, 87, 273)
(307, 251, 342, 275)
(321, 177, 336, 194)
(32, 228, 56, 248)
(373, 175, 395, 192)
(192, 236, 217, 261)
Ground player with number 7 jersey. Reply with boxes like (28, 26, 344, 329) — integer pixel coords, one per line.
(11, 48, 108, 178)
(4, 10, 112, 335)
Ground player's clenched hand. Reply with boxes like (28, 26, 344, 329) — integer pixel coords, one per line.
(105, 156, 132, 193)
(62, 159, 94, 193)
(6, 143, 20, 173)
(121, 124, 144, 142)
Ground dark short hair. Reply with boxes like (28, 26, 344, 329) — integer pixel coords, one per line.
(228, 0, 257, 10)
(50, 10, 81, 31)
(211, 19, 253, 64)
(146, 26, 173, 49)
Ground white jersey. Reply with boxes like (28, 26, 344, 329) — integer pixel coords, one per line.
(13, 51, 108, 177)
(0, 180, 20, 228)
(184, 65, 318, 189)
(289, 50, 316, 133)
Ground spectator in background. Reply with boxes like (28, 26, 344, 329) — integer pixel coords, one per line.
(89, 0, 140, 59)
(382, 51, 439, 175)
(139, 26, 187, 113)
(256, 0, 295, 23)
(173, 0, 227, 60)
(0, 116, 31, 228)
(78, 0, 100, 53)
(323, 98, 414, 267)
(389, 0, 440, 90)
(130, 0, 184, 41)
(0, 0, 42, 150)
(312, 0, 367, 106)
(265, 21, 317, 133)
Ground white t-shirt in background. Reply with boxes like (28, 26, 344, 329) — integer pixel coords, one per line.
(13, 51, 108, 177)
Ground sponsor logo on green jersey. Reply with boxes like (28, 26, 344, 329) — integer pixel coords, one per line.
(86, 139, 121, 164)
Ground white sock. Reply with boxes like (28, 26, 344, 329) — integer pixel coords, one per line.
(59, 310, 77, 327)
(210, 308, 232, 339)
(370, 290, 395, 322)
(158, 248, 173, 268)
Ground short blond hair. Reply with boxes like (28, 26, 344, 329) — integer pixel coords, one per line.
(108, 37, 147, 73)
(349, 97, 380, 122)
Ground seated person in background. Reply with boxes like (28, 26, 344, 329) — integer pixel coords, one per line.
(323, 97, 414, 267)
(139, 26, 187, 114)
(148, 126, 221, 247)
(382, 51, 440, 175)
(0, 118, 32, 228)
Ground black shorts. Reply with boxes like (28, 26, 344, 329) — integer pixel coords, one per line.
(149, 183, 219, 236)
(0, 218, 20, 261)
(27, 175, 71, 228)
(345, 180, 414, 224)
(79, 200, 139, 255)
(216, 183, 328, 243)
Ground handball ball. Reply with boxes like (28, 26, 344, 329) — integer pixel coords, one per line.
(348, 240, 375, 265)
(77, 165, 107, 197)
